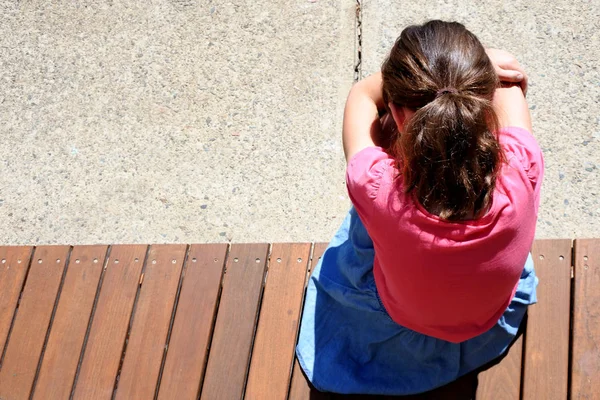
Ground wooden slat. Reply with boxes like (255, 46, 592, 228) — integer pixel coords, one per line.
(0, 246, 33, 354)
(245, 243, 311, 399)
(289, 362, 311, 400)
(309, 243, 328, 270)
(114, 244, 187, 400)
(157, 244, 227, 400)
(200, 243, 269, 400)
(72, 244, 147, 400)
(476, 334, 523, 399)
(288, 242, 329, 400)
(32, 246, 107, 400)
(307, 243, 328, 279)
(0, 246, 70, 400)
(571, 239, 600, 398)
(522, 239, 572, 400)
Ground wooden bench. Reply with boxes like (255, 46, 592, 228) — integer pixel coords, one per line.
(0, 240, 598, 399)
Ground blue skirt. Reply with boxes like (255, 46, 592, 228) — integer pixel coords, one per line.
(296, 207, 538, 395)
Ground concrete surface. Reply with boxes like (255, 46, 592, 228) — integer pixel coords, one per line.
(0, 0, 356, 244)
(361, 0, 600, 238)
(0, 0, 598, 245)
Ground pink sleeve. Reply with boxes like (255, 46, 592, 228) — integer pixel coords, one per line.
(345, 146, 391, 219)
(499, 127, 545, 211)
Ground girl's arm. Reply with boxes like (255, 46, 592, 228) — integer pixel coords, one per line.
(342, 73, 386, 162)
(486, 49, 532, 132)
(493, 83, 532, 132)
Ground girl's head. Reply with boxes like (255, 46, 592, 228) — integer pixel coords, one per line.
(382, 20, 502, 221)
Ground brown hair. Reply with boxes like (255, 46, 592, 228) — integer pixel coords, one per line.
(382, 20, 503, 221)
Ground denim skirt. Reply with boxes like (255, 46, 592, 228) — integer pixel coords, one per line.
(296, 207, 538, 395)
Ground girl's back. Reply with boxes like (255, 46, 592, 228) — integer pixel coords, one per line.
(296, 20, 544, 395)
(347, 124, 542, 342)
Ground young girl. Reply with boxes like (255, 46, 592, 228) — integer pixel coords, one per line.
(296, 20, 543, 395)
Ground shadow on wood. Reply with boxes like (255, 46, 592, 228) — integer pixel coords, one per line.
(300, 313, 527, 400)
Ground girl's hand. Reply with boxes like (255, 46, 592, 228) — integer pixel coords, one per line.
(485, 48, 528, 96)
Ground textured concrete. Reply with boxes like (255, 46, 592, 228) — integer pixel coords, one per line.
(1, 0, 598, 245)
(361, 0, 600, 238)
(0, 0, 356, 244)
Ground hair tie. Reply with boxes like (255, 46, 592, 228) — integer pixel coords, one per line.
(435, 87, 459, 98)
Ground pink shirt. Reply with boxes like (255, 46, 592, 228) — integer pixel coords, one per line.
(346, 126, 544, 343)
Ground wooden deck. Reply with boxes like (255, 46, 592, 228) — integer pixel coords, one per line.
(0, 240, 598, 399)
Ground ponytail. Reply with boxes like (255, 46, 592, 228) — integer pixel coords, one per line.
(382, 20, 503, 221)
